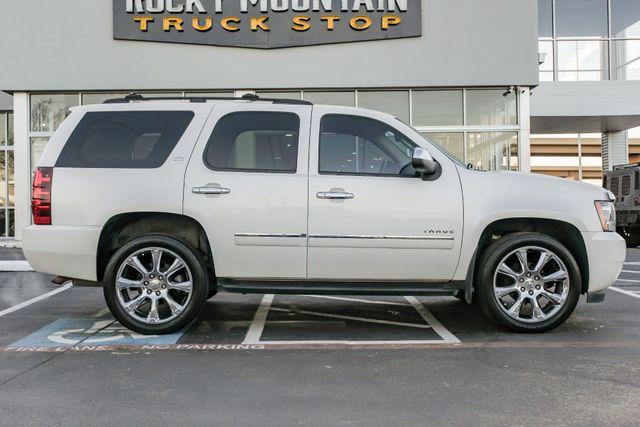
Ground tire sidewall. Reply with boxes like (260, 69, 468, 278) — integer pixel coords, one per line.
(478, 233, 581, 333)
(103, 234, 208, 334)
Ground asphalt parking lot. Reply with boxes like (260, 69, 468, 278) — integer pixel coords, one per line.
(0, 249, 639, 425)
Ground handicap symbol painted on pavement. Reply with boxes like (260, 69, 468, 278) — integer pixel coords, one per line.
(9, 318, 183, 348)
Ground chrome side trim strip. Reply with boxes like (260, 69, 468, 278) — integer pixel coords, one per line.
(234, 233, 307, 238)
(309, 234, 454, 241)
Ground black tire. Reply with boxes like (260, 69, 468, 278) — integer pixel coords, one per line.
(476, 232, 581, 333)
(103, 234, 209, 335)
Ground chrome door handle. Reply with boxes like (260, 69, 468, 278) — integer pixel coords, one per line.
(192, 186, 230, 195)
(316, 191, 354, 200)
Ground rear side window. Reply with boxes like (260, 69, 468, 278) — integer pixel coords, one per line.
(204, 112, 300, 173)
(56, 111, 194, 168)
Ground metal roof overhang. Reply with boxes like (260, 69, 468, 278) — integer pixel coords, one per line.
(530, 81, 640, 134)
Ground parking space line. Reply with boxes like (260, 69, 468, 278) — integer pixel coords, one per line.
(610, 286, 640, 300)
(624, 262, 640, 266)
(620, 270, 640, 274)
(242, 294, 274, 345)
(90, 307, 112, 318)
(615, 278, 640, 283)
(269, 307, 434, 329)
(405, 296, 461, 344)
(300, 295, 412, 307)
(0, 261, 33, 272)
(257, 339, 449, 345)
(0, 283, 73, 319)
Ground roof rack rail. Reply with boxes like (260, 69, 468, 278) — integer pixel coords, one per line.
(103, 92, 313, 106)
(613, 162, 640, 170)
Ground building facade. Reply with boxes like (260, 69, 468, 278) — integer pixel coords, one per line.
(0, 0, 637, 241)
(531, 0, 640, 185)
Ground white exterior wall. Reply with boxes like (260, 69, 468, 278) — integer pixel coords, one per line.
(602, 131, 629, 171)
(13, 93, 29, 240)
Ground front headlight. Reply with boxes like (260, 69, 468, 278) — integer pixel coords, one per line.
(595, 201, 616, 232)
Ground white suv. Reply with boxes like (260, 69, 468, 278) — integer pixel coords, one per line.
(23, 94, 625, 335)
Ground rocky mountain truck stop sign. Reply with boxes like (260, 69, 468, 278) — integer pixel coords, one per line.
(113, 0, 422, 48)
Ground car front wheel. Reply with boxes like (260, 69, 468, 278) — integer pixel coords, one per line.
(477, 233, 581, 333)
(103, 235, 209, 335)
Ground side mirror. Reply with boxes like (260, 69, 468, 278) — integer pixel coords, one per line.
(412, 147, 438, 177)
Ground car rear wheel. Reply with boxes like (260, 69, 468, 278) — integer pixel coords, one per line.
(477, 233, 581, 333)
(103, 235, 209, 335)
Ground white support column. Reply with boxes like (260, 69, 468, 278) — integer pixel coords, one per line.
(13, 92, 30, 241)
(518, 87, 531, 173)
(602, 130, 629, 171)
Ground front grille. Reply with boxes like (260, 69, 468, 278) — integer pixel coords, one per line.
(622, 175, 631, 196)
(610, 176, 620, 196)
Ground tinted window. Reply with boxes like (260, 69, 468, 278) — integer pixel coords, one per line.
(538, 0, 553, 37)
(319, 115, 415, 176)
(56, 111, 194, 168)
(555, 0, 608, 37)
(612, 0, 640, 37)
(204, 112, 300, 173)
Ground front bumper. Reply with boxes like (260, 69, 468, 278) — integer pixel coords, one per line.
(22, 225, 101, 281)
(582, 231, 625, 292)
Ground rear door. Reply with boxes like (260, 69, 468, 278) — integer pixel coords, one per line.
(184, 103, 311, 279)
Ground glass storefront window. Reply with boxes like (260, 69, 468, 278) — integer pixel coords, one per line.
(0, 152, 6, 207)
(8, 209, 14, 237)
(557, 40, 608, 81)
(612, 40, 640, 80)
(422, 132, 464, 162)
(466, 90, 517, 126)
(357, 91, 410, 123)
(7, 151, 13, 207)
(412, 91, 463, 126)
(538, 0, 554, 37)
(82, 93, 129, 105)
(539, 41, 555, 81)
(30, 137, 49, 174)
(303, 91, 356, 106)
(255, 91, 302, 100)
(7, 113, 13, 146)
(30, 94, 78, 132)
(612, 0, 640, 38)
(0, 114, 5, 145)
(466, 132, 518, 171)
(555, 0, 608, 37)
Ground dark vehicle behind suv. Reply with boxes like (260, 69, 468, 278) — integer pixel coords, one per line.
(604, 163, 640, 247)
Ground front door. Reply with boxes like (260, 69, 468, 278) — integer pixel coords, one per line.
(307, 106, 464, 281)
(184, 103, 311, 279)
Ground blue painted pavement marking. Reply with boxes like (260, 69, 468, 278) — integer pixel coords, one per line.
(9, 318, 183, 348)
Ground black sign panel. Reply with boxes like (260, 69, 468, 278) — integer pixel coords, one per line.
(113, 0, 422, 49)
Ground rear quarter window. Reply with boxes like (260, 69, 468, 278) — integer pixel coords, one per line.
(55, 111, 194, 168)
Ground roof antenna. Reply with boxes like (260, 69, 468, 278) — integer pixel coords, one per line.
(124, 93, 144, 101)
(241, 93, 260, 101)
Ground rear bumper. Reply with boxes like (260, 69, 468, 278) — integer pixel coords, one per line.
(583, 231, 625, 292)
(22, 225, 101, 281)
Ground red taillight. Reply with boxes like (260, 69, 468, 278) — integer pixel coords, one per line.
(32, 167, 53, 225)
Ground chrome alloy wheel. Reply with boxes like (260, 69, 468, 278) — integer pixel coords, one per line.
(115, 247, 193, 325)
(492, 246, 570, 324)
